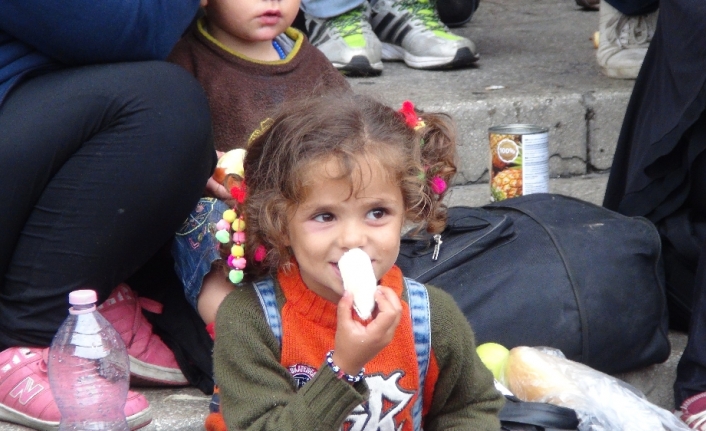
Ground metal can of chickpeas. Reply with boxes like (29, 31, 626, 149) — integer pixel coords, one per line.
(488, 124, 549, 201)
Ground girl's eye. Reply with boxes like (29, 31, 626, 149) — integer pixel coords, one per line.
(313, 213, 334, 222)
(368, 208, 387, 220)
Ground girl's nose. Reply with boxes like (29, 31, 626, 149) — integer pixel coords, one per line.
(339, 220, 367, 250)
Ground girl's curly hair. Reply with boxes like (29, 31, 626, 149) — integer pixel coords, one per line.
(243, 92, 457, 275)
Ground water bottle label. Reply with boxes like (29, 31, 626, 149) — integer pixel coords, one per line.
(69, 333, 108, 359)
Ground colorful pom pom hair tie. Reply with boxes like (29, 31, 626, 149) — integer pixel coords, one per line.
(398, 101, 447, 195)
(214, 149, 266, 285)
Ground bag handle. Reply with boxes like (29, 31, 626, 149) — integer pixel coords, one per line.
(499, 395, 579, 430)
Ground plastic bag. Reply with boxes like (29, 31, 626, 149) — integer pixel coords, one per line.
(504, 346, 690, 431)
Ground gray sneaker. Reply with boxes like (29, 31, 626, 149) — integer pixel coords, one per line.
(305, 5, 383, 76)
(596, 1, 657, 79)
(370, 0, 479, 70)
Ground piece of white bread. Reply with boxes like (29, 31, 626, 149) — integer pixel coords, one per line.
(338, 248, 377, 320)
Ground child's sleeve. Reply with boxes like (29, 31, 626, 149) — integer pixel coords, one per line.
(213, 285, 369, 431)
(423, 285, 505, 431)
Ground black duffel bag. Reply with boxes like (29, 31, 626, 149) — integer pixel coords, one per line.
(396, 193, 670, 374)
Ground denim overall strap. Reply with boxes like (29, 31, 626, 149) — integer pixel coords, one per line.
(404, 277, 431, 431)
(253, 276, 282, 346)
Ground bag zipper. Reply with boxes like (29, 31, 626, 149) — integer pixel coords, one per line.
(432, 234, 443, 261)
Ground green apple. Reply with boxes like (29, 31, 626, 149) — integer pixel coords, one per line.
(476, 342, 510, 384)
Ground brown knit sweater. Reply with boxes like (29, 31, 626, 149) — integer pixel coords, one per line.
(168, 20, 351, 151)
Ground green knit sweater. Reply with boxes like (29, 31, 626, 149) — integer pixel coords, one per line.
(213, 278, 504, 430)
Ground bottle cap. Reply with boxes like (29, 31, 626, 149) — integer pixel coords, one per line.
(69, 289, 97, 306)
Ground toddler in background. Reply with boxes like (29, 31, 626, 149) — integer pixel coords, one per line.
(213, 93, 504, 430)
(168, 0, 350, 328)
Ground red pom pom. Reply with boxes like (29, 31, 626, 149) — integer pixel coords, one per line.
(230, 185, 246, 204)
(398, 100, 420, 128)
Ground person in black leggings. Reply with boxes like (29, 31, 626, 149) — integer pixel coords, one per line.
(603, 0, 706, 428)
(0, 61, 214, 348)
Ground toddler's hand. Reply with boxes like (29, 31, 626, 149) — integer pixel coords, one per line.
(205, 151, 235, 201)
(205, 177, 232, 200)
(332, 287, 402, 376)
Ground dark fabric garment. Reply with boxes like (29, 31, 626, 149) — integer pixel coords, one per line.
(605, 0, 659, 15)
(601, 0, 706, 407)
(0, 61, 215, 350)
(436, 0, 479, 27)
(603, 0, 706, 218)
(676, 246, 706, 406)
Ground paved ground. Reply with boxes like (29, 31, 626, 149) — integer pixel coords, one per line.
(2, 0, 685, 429)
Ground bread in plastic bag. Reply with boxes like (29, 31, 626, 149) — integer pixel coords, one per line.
(504, 346, 690, 431)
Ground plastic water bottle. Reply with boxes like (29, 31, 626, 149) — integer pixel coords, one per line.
(47, 289, 130, 431)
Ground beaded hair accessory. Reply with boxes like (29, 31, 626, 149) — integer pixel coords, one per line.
(213, 149, 266, 284)
(398, 101, 447, 194)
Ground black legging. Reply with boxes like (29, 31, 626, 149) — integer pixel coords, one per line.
(0, 61, 215, 350)
(436, 0, 479, 27)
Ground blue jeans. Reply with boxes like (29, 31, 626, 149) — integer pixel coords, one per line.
(300, 0, 366, 19)
(172, 198, 231, 311)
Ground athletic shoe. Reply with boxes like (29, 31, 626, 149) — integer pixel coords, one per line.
(0, 346, 152, 430)
(575, 0, 599, 11)
(98, 284, 188, 386)
(305, 4, 383, 76)
(370, 0, 479, 69)
(678, 392, 706, 430)
(596, 1, 657, 79)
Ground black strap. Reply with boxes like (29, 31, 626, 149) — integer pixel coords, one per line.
(499, 395, 579, 430)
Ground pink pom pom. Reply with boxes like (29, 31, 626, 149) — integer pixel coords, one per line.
(232, 257, 247, 270)
(232, 231, 246, 243)
(227, 255, 235, 268)
(254, 245, 267, 262)
(430, 176, 447, 194)
(216, 219, 231, 231)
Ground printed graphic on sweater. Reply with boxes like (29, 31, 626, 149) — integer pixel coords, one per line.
(342, 371, 414, 431)
(288, 363, 316, 389)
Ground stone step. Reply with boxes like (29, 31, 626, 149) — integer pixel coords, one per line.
(349, 0, 635, 184)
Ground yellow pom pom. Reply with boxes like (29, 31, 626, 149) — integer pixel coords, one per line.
(223, 209, 236, 223)
(232, 218, 246, 232)
(231, 244, 245, 257)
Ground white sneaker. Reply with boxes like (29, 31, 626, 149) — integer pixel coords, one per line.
(370, 0, 479, 70)
(596, 1, 657, 79)
(305, 4, 383, 76)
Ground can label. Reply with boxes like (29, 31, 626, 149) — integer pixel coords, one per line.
(489, 124, 548, 201)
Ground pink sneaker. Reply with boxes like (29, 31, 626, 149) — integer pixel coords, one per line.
(98, 284, 188, 386)
(0, 346, 152, 430)
(679, 392, 706, 430)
